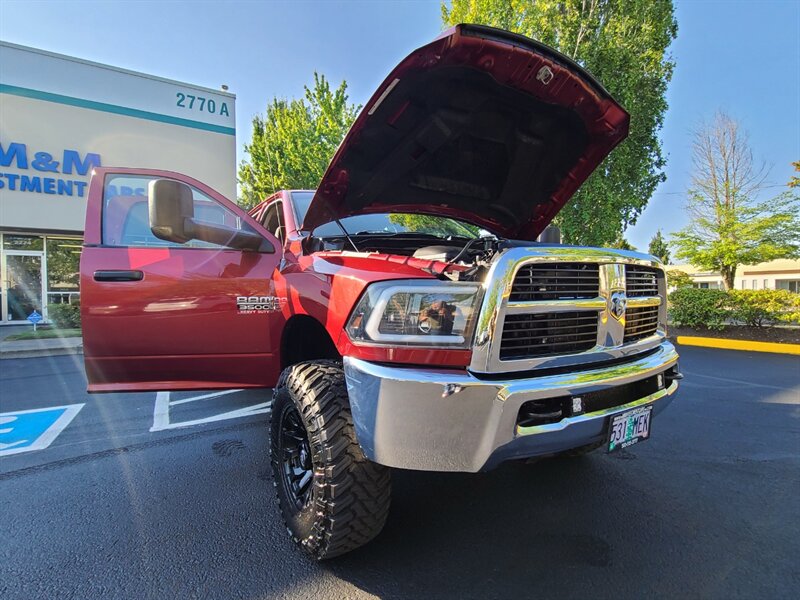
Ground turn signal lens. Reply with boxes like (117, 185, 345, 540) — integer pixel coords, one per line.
(346, 281, 482, 347)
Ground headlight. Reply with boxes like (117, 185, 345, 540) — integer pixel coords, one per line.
(346, 280, 482, 348)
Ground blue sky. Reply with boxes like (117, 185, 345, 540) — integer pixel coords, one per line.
(1, 0, 797, 251)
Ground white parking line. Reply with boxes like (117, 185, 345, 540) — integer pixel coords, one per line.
(150, 390, 271, 432)
(168, 389, 244, 406)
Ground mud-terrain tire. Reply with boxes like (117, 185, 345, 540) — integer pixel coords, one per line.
(270, 360, 391, 560)
(557, 440, 605, 458)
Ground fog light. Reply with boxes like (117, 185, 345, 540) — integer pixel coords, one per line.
(572, 397, 583, 415)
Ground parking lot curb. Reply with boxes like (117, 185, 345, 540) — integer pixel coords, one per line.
(0, 346, 83, 360)
(0, 338, 84, 360)
(675, 336, 800, 355)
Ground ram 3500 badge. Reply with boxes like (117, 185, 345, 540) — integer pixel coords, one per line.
(80, 24, 680, 559)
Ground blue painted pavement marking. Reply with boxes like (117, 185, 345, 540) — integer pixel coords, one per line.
(0, 404, 84, 457)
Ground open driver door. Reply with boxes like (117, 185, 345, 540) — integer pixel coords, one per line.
(80, 167, 283, 392)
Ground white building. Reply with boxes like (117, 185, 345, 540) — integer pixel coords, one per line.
(0, 41, 236, 323)
(671, 259, 800, 292)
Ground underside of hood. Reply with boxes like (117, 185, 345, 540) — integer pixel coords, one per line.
(303, 24, 630, 240)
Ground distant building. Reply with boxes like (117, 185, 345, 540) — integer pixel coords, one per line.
(671, 259, 800, 292)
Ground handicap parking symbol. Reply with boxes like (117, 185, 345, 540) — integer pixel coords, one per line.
(0, 404, 84, 457)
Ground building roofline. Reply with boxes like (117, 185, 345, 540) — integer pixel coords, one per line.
(0, 40, 236, 99)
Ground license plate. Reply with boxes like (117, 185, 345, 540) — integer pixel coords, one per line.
(607, 406, 652, 452)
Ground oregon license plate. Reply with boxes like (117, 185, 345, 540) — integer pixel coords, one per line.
(607, 406, 652, 452)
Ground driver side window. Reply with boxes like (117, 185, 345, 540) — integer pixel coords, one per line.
(102, 174, 254, 248)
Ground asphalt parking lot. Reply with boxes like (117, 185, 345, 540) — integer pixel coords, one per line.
(1, 345, 798, 600)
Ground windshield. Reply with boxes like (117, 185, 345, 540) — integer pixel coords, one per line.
(289, 191, 481, 239)
(316, 214, 480, 238)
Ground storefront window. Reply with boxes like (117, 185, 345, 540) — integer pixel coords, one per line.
(3, 234, 44, 251)
(5, 255, 43, 321)
(46, 237, 82, 305)
(46, 238, 82, 292)
(0, 234, 83, 321)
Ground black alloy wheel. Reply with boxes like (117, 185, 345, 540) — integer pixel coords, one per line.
(269, 360, 392, 560)
(278, 405, 313, 510)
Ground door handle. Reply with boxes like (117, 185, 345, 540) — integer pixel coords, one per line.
(93, 270, 144, 282)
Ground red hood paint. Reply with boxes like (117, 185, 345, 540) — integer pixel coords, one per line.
(303, 24, 629, 240)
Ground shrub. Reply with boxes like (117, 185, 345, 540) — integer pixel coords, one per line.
(668, 288, 732, 330)
(48, 300, 81, 329)
(729, 290, 800, 327)
(668, 288, 800, 329)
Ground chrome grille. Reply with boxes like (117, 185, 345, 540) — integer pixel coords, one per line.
(510, 263, 600, 301)
(471, 248, 667, 374)
(625, 265, 660, 297)
(625, 306, 659, 342)
(500, 312, 598, 359)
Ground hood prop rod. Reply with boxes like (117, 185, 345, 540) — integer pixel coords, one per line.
(333, 215, 359, 252)
(314, 196, 359, 252)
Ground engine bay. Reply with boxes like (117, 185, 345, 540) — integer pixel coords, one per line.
(304, 233, 516, 282)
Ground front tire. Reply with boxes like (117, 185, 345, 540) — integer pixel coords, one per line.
(270, 360, 391, 560)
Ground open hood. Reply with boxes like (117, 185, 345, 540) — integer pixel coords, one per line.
(303, 24, 630, 240)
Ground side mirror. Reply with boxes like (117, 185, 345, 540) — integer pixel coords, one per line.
(149, 179, 194, 243)
(148, 178, 274, 253)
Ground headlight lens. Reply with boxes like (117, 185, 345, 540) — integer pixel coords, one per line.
(346, 281, 482, 347)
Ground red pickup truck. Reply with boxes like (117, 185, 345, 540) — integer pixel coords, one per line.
(80, 25, 680, 559)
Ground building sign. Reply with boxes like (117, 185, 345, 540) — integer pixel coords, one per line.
(0, 41, 235, 134)
(0, 40, 236, 233)
(0, 142, 100, 198)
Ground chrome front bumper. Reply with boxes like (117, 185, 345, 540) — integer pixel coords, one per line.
(343, 341, 679, 473)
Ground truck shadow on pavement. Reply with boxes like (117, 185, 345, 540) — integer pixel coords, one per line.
(323, 455, 640, 599)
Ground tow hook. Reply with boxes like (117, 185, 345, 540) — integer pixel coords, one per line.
(665, 365, 684, 382)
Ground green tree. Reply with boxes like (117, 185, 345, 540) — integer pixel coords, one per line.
(666, 269, 692, 289)
(789, 161, 800, 188)
(648, 229, 670, 263)
(442, 0, 678, 246)
(238, 73, 360, 208)
(672, 112, 800, 290)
